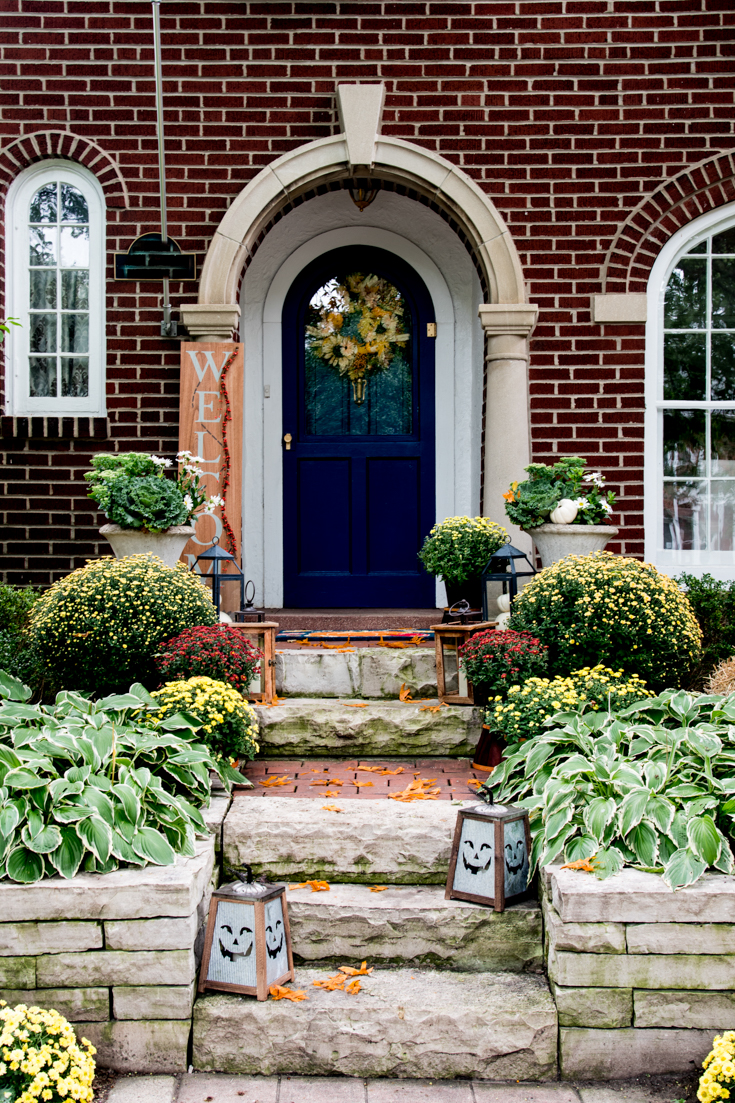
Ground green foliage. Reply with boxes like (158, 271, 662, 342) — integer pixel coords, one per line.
(0, 317, 20, 341)
(151, 676, 260, 763)
(418, 516, 509, 584)
(503, 456, 616, 529)
(106, 476, 188, 533)
(488, 665, 651, 744)
(0, 583, 40, 634)
(0, 584, 42, 693)
(481, 689, 735, 890)
(0, 671, 246, 884)
(677, 573, 735, 688)
(28, 555, 217, 694)
(459, 629, 548, 697)
(509, 551, 703, 689)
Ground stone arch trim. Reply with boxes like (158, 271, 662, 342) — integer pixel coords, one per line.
(197, 133, 527, 310)
(0, 131, 129, 208)
(603, 148, 735, 294)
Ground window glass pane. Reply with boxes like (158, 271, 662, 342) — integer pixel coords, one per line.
(60, 184, 88, 223)
(664, 332, 706, 400)
(29, 314, 57, 353)
(60, 357, 89, 397)
(712, 258, 735, 330)
(687, 241, 707, 254)
(29, 270, 56, 310)
(59, 225, 89, 268)
(664, 259, 707, 329)
(29, 357, 57, 397)
(61, 270, 89, 310)
(663, 481, 707, 550)
(711, 410, 735, 477)
(663, 409, 705, 477)
(713, 229, 735, 254)
(29, 184, 57, 224)
(60, 313, 89, 354)
(712, 333, 735, 401)
(29, 227, 57, 267)
(711, 481, 735, 551)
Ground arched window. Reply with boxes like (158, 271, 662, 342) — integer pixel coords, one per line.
(4, 160, 105, 415)
(646, 206, 735, 578)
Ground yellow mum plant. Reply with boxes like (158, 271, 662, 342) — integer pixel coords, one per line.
(699, 1031, 735, 1102)
(151, 676, 259, 763)
(0, 1001, 95, 1103)
(489, 665, 651, 746)
(418, 516, 509, 584)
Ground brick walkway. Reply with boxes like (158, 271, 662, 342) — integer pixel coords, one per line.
(236, 758, 487, 800)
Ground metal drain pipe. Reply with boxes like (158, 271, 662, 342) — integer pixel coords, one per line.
(151, 0, 174, 337)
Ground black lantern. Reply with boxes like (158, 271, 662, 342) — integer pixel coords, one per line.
(445, 799, 531, 912)
(198, 868, 295, 1000)
(191, 538, 245, 616)
(481, 545, 536, 622)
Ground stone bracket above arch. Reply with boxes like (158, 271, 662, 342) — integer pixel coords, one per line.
(0, 130, 129, 209)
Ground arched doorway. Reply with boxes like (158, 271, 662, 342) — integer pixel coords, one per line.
(282, 245, 436, 607)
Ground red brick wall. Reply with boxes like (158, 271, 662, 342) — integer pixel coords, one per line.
(1, 0, 734, 583)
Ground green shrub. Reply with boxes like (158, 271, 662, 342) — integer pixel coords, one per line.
(482, 689, 735, 889)
(418, 516, 509, 584)
(677, 573, 735, 688)
(509, 551, 702, 689)
(28, 555, 217, 694)
(151, 676, 260, 763)
(459, 629, 548, 697)
(488, 665, 651, 745)
(0, 671, 246, 883)
(0, 583, 41, 691)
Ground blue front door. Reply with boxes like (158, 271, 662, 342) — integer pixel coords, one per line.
(282, 245, 436, 608)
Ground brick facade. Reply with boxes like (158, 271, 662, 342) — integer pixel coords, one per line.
(1, 1, 734, 584)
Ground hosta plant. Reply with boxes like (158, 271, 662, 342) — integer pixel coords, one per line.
(481, 689, 735, 890)
(0, 670, 247, 884)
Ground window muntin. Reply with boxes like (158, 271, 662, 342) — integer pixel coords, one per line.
(5, 162, 105, 415)
(661, 230, 735, 558)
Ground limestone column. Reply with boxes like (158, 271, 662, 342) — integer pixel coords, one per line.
(478, 304, 539, 553)
(179, 304, 241, 342)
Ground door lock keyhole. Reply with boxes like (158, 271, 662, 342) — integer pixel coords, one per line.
(283, 433, 292, 451)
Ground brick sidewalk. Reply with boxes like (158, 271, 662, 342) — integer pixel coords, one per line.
(237, 758, 487, 800)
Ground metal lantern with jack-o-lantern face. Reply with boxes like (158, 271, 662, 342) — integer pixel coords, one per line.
(198, 866, 294, 1000)
(445, 795, 532, 912)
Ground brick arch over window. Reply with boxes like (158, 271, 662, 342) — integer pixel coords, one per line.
(603, 148, 735, 294)
(0, 131, 128, 209)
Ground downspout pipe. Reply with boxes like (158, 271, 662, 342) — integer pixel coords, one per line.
(152, 0, 173, 337)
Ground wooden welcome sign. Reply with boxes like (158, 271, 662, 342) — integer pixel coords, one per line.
(178, 343, 243, 597)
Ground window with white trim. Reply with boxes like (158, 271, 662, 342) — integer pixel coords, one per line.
(4, 161, 106, 415)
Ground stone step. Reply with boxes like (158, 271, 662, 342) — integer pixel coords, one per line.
(275, 646, 437, 700)
(192, 966, 557, 1080)
(286, 882, 543, 973)
(253, 698, 483, 758)
(224, 794, 464, 884)
(266, 609, 444, 631)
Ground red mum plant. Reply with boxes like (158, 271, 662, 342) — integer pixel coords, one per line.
(155, 626, 262, 693)
(459, 629, 548, 698)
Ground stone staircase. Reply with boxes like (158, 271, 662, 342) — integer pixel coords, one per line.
(192, 645, 557, 1080)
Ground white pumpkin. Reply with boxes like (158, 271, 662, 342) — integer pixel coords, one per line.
(549, 497, 578, 525)
(496, 592, 511, 613)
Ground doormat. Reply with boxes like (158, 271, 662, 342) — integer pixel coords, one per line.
(276, 630, 434, 647)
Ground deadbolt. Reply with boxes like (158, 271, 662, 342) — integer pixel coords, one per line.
(283, 433, 292, 451)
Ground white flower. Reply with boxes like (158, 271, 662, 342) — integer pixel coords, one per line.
(600, 500, 613, 514)
(183, 493, 193, 511)
(150, 455, 172, 468)
(203, 495, 223, 515)
(575, 497, 590, 510)
(583, 471, 605, 487)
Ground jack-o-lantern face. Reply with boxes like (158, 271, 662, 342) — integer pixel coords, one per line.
(218, 920, 254, 963)
(462, 837, 493, 875)
(266, 917, 284, 960)
(505, 838, 526, 876)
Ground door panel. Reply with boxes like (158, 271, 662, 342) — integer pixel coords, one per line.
(283, 245, 435, 608)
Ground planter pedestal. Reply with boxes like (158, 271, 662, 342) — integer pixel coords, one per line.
(100, 524, 195, 569)
(524, 524, 618, 569)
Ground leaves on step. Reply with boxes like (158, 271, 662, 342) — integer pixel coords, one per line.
(339, 961, 373, 976)
(560, 856, 599, 873)
(357, 765, 405, 775)
(346, 979, 361, 994)
(370, 885, 388, 892)
(389, 777, 441, 802)
(342, 702, 369, 708)
(419, 702, 448, 713)
(289, 879, 331, 891)
(265, 695, 285, 707)
(269, 984, 308, 1001)
(323, 791, 339, 796)
(259, 775, 292, 787)
(321, 805, 343, 813)
(310, 778, 344, 786)
(399, 683, 413, 702)
(313, 972, 347, 991)
(352, 780, 374, 789)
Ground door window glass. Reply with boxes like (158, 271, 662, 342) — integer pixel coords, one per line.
(304, 272, 412, 436)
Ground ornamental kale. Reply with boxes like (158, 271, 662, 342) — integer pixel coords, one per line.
(106, 476, 188, 533)
(503, 456, 616, 530)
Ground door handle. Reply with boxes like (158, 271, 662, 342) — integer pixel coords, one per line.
(283, 433, 292, 451)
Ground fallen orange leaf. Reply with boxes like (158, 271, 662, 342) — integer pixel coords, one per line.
(269, 984, 308, 1001)
(389, 777, 441, 802)
(321, 804, 342, 813)
(339, 961, 373, 976)
(346, 979, 361, 994)
(343, 702, 369, 708)
(313, 973, 347, 991)
(399, 683, 413, 702)
(357, 765, 405, 776)
(259, 775, 292, 788)
(370, 886, 388, 893)
(266, 695, 285, 708)
(310, 778, 344, 786)
(352, 780, 374, 788)
(289, 880, 330, 891)
(561, 856, 599, 872)
(467, 779, 482, 788)
(323, 790, 339, 796)
(419, 703, 448, 713)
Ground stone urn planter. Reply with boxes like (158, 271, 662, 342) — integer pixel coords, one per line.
(524, 523, 619, 569)
(100, 524, 195, 569)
